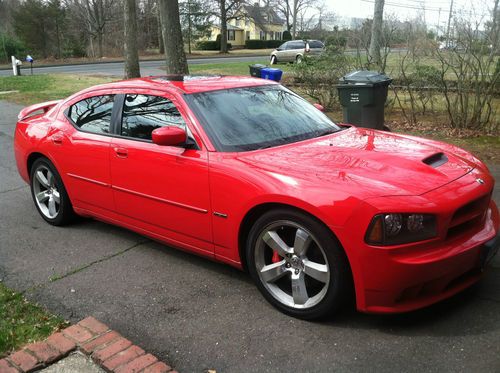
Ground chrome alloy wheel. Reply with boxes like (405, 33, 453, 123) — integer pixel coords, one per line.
(32, 165, 60, 219)
(255, 221, 330, 309)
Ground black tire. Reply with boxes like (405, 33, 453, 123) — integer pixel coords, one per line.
(246, 208, 351, 320)
(30, 157, 75, 226)
(295, 55, 303, 64)
(270, 55, 277, 65)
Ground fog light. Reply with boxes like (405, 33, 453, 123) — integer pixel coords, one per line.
(384, 214, 402, 236)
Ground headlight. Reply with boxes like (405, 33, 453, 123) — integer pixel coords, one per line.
(365, 213, 437, 245)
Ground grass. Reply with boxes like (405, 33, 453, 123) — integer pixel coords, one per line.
(190, 59, 295, 75)
(0, 74, 112, 105)
(0, 282, 67, 358)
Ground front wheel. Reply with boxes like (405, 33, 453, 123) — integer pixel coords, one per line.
(30, 158, 75, 226)
(246, 208, 351, 319)
(270, 55, 277, 65)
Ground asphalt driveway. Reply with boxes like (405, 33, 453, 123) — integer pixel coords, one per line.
(1, 100, 499, 372)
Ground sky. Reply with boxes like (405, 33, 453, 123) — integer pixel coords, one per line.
(324, 0, 495, 31)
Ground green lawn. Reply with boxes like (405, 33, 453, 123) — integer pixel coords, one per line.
(0, 283, 67, 358)
(189, 59, 295, 76)
(0, 74, 113, 106)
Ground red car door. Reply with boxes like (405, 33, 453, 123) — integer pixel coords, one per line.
(54, 94, 116, 213)
(109, 92, 213, 256)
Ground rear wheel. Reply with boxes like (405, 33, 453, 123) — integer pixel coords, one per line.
(295, 55, 303, 64)
(270, 55, 277, 65)
(246, 208, 351, 319)
(30, 158, 75, 226)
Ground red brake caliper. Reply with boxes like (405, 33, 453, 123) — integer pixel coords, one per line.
(272, 250, 281, 263)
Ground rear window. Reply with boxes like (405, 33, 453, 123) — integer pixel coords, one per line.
(309, 40, 324, 48)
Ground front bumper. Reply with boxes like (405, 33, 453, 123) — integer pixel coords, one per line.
(338, 167, 500, 314)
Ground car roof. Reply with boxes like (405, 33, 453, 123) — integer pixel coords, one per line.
(77, 75, 279, 95)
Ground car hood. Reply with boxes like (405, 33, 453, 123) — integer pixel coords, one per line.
(234, 127, 475, 199)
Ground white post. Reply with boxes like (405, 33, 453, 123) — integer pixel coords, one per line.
(11, 56, 18, 76)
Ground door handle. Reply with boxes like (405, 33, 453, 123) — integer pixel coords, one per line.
(51, 135, 63, 145)
(114, 147, 128, 158)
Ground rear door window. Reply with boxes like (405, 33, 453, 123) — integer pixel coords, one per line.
(68, 95, 114, 134)
(288, 41, 305, 49)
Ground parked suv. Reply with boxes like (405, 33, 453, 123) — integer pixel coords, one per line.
(270, 40, 325, 64)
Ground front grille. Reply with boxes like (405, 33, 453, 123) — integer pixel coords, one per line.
(446, 193, 491, 239)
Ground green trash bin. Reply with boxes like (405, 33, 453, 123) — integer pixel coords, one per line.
(337, 71, 392, 130)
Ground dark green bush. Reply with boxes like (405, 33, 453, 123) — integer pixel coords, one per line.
(266, 40, 283, 48)
(245, 39, 266, 49)
(282, 30, 292, 41)
(245, 39, 284, 49)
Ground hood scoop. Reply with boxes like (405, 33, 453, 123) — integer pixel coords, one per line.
(422, 152, 448, 168)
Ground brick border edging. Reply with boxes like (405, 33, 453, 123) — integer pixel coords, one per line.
(0, 317, 177, 373)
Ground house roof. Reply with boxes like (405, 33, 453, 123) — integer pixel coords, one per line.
(240, 4, 285, 27)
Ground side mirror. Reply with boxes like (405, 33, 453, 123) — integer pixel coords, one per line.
(313, 103, 325, 112)
(152, 126, 186, 146)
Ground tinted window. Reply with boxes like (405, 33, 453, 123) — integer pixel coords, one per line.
(187, 85, 340, 152)
(121, 94, 185, 140)
(278, 42, 287, 49)
(288, 41, 305, 49)
(69, 95, 114, 134)
(309, 40, 324, 48)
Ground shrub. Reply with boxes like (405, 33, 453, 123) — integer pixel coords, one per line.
(245, 39, 285, 49)
(245, 39, 266, 49)
(196, 37, 231, 51)
(266, 40, 283, 48)
(196, 41, 218, 50)
(293, 49, 355, 110)
(282, 30, 292, 41)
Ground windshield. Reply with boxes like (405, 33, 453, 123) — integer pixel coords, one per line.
(186, 85, 341, 152)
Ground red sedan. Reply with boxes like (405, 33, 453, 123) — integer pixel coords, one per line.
(14, 76, 499, 319)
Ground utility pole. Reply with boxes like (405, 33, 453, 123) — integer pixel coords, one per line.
(437, 8, 441, 37)
(446, 0, 454, 47)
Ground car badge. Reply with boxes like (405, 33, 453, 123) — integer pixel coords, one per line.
(476, 178, 485, 184)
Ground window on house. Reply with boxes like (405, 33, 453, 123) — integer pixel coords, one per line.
(228, 30, 235, 41)
(260, 31, 265, 40)
(245, 17, 250, 26)
(246, 31, 250, 40)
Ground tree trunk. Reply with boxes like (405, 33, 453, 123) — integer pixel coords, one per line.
(159, 0, 189, 74)
(124, 0, 141, 78)
(369, 0, 385, 70)
(157, 5, 164, 54)
(220, 0, 228, 53)
(97, 31, 103, 58)
(292, 0, 298, 39)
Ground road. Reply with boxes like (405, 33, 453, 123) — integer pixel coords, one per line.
(0, 100, 499, 372)
(0, 56, 268, 77)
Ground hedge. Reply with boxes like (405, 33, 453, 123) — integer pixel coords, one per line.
(196, 40, 232, 50)
(244, 39, 285, 49)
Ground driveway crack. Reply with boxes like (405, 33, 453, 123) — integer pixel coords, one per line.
(48, 239, 150, 283)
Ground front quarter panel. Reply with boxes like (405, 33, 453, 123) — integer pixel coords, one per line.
(208, 152, 364, 266)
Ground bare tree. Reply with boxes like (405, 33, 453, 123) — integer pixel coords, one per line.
(124, 0, 140, 78)
(68, 0, 117, 58)
(159, 0, 189, 73)
(217, 0, 240, 53)
(368, 0, 385, 70)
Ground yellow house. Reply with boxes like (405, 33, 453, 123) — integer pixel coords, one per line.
(209, 4, 287, 47)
